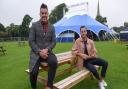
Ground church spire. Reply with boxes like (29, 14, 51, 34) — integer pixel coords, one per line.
(97, 0, 100, 16)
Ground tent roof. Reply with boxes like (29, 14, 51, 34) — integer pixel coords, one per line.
(54, 14, 112, 37)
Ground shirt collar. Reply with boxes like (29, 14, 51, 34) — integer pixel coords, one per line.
(80, 37, 89, 44)
(39, 19, 48, 26)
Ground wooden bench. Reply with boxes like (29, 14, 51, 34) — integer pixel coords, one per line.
(53, 66, 99, 89)
(25, 51, 99, 89)
(0, 46, 6, 55)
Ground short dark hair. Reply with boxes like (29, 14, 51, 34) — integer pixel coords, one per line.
(80, 26, 88, 31)
(40, 3, 48, 10)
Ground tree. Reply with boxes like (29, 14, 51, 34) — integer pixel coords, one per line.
(124, 22, 128, 28)
(20, 14, 32, 37)
(6, 23, 20, 37)
(0, 23, 6, 32)
(96, 15, 107, 26)
(112, 26, 124, 33)
(49, 3, 68, 24)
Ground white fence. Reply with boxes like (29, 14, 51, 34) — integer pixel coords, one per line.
(0, 37, 28, 42)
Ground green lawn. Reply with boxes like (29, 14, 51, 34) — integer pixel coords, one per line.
(0, 41, 128, 89)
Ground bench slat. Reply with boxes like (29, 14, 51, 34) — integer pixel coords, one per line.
(41, 58, 72, 67)
(54, 66, 99, 89)
(54, 69, 90, 89)
(54, 70, 86, 87)
(40, 51, 73, 67)
(59, 71, 90, 89)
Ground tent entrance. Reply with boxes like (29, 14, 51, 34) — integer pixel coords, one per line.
(56, 30, 80, 42)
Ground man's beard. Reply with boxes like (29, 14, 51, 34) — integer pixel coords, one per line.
(41, 17, 48, 23)
(82, 35, 86, 38)
(82, 35, 87, 40)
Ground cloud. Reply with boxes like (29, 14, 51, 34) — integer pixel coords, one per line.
(0, 0, 128, 27)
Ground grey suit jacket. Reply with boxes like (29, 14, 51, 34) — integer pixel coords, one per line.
(28, 20, 56, 71)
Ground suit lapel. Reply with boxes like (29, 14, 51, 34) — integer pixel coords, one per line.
(38, 21, 51, 39)
(38, 21, 45, 38)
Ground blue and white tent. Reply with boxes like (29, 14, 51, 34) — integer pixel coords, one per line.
(54, 14, 113, 41)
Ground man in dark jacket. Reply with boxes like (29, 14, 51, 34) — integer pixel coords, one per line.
(28, 3, 58, 89)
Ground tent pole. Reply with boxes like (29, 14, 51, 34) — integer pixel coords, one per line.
(90, 30, 94, 40)
(60, 34, 62, 43)
(67, 30, 69, 42)
(98, 35, 100, 41)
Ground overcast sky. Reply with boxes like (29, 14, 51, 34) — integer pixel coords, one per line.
(0, 0, 128, 28)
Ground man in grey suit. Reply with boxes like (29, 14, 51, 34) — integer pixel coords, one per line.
(28, 3, 58, 89)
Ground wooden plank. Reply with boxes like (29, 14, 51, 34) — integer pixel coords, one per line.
(57, 71, 90, 89)
(40, 53, 73, 67)
(55, 51, 71, 56)
(58, 58, 71, 64)
(54, 69, 88, 87)
(57, 56, 73, 62)
(54, 66, 100, 89)
(37, 76, 47, 85)
(40, 58, 71, 68)
(41, 62, 48, 67)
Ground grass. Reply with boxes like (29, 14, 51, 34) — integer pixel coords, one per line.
(0, 41, 128, 89)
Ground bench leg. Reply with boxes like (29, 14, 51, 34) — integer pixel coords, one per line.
(37, 76, 47, 86)
(55, 66, 73, 77)
(90, 73, 96, 80)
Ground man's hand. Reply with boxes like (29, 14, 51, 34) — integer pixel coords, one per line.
(76, 53, 86, 59)
(76, 53, 95, 59)
(43, 48, 48, 54)
(73, 50, 79, 55)
(39, 48, 49, 59)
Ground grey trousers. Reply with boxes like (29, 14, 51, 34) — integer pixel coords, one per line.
(30, 53, 58, 89)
